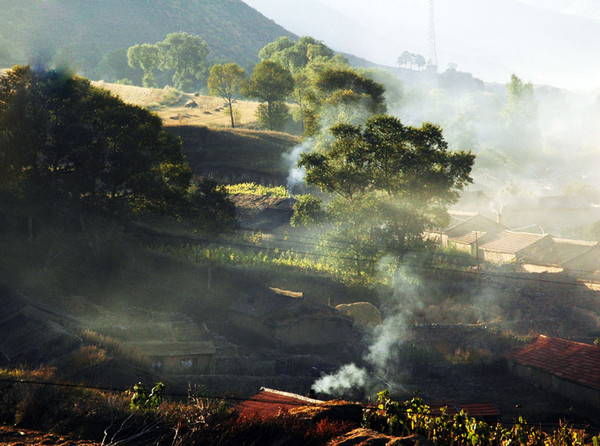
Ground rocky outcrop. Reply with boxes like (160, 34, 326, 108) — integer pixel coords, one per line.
(336, 302, 382, 327)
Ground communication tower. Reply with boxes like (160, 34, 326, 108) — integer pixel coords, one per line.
(427, 0, 438, 72)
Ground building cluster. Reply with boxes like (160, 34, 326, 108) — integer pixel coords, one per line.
(427, 207, 600, 282)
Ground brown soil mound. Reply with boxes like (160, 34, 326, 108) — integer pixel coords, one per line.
(0, 426, 100, 445)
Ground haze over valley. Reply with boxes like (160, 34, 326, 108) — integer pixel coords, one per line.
(1, 1, 600, 444)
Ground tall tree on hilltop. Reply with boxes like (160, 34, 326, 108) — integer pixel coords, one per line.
(207, 63, 246, 128)
(243, 60, 294, 131)
(127, 43, 160, 88)
(157, 32, 209, 91)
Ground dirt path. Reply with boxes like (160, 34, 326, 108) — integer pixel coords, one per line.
(0, 426, 100, 446)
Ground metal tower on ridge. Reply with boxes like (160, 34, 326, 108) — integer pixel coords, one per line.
(427, 0, 438, 71)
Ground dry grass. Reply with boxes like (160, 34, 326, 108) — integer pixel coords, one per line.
(91, 81, 261, 128)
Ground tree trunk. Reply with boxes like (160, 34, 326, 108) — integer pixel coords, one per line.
(228, 100, 235, 128)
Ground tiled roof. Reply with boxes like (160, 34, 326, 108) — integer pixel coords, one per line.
(129, 341, 215, 357)
(478, 231, 547, 254)
(428, 401, 499, 418)
(507, 335, 600, 390)
(521, 237, 597, 267)
(449, 231, 487, 246)
(235, 388, 322, 418)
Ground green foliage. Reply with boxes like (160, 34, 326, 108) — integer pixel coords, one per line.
(243, 60, 294, 131)
(291, 194, 325, 227)
(157, 32, 209, 91)
(0, 66, 243, 237)
(259, 36, 339, 74)
(224, 182, 289, 197)
(256, 101, 290, 131)
(298, 114, 474, 279)
(188, 178, 237, 234)
(127, 43, 161, 88)
(363, 390, 590, 445)
(208, 62, 246, 128)
(127, 382, 165, 411)
(500, 74, 540, 156)
(304, 67, 387, 135)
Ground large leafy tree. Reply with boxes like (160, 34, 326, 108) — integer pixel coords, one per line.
(0, 66, 192, 221)
(243, 60, 294, 131)
(157, 32, 209, 91)
(127, 43, 161, 87)
(259, 36, 348, 133)
(207, 63, 246, 128)
(304, 67, 387, 136)
(297, 115, 474, 279)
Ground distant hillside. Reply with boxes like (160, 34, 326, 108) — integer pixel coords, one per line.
(0, 0, 295, 74)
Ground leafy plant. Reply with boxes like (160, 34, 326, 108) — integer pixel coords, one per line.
(127, 382, 165, 411)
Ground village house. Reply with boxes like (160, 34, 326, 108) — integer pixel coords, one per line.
(506, 335, 600, 408)
(519, 237, 598, 274)
(443, 213, 506, 255)
(476, 230, 549, 264)
(131, 341, 216, 374)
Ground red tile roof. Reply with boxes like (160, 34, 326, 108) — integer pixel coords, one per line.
(507, 335, 600, 390)
(478, 231, 547, 254)
(428, 401, 499, 418)
(235, 388, 322, 418)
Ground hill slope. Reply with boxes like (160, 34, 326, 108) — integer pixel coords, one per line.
(0, 0, 295, 74)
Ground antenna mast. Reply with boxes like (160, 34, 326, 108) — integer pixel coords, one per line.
(427, 0, 438, 72)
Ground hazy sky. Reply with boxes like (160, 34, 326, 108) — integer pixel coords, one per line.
(243, 0, 600, 90)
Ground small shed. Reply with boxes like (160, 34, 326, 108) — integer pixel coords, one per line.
(131, 342, 216, 374)
(506, 335, 600, 408)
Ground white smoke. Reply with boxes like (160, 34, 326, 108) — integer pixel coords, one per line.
(312, 262, 423, 397)
(282, 139, 313, 190)
(311, 363, 369, 395)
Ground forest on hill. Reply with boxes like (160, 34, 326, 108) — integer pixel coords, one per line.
(0, 0, 294, 77)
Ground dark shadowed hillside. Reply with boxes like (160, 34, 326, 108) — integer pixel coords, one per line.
(0, 0, 295, 74)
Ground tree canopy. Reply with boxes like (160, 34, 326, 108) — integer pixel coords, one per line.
(243, 60, 294, 131)
(157, 32, 210, 91)
(207, 63, 246, 128)
(0, 66, 193, 221)
(297, 115, 474, 278)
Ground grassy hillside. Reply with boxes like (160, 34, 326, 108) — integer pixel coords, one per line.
(91, 81, 300, 184)
(0, 0, 295, 73)
(170, 126, 300, 185)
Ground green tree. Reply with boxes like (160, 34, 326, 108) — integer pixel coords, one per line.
(259, 36, 337, 73)
(157, 32, 209, 91)
(259, 36, 348, 132)
(297, 115, 474, 279)
(397, 50, 412, 68)
(0, 66, 192, 221)
(243, 60, 294, 131)
(127, 43, 161, 87)
(304, 67, 387, 136)
(207, 63, 246, 128)
(500, 74, 540, 158)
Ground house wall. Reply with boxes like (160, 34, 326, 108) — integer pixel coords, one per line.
(153, 353, 216, 374)
(448, 241, 475, 255)
(479, 250, 516, 264)
(522, 264, 563, 274)
(274, 316, 354, 347)
(509, 361, 600, 408)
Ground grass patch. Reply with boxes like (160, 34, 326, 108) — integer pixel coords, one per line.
(225, 182, 290, 197)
